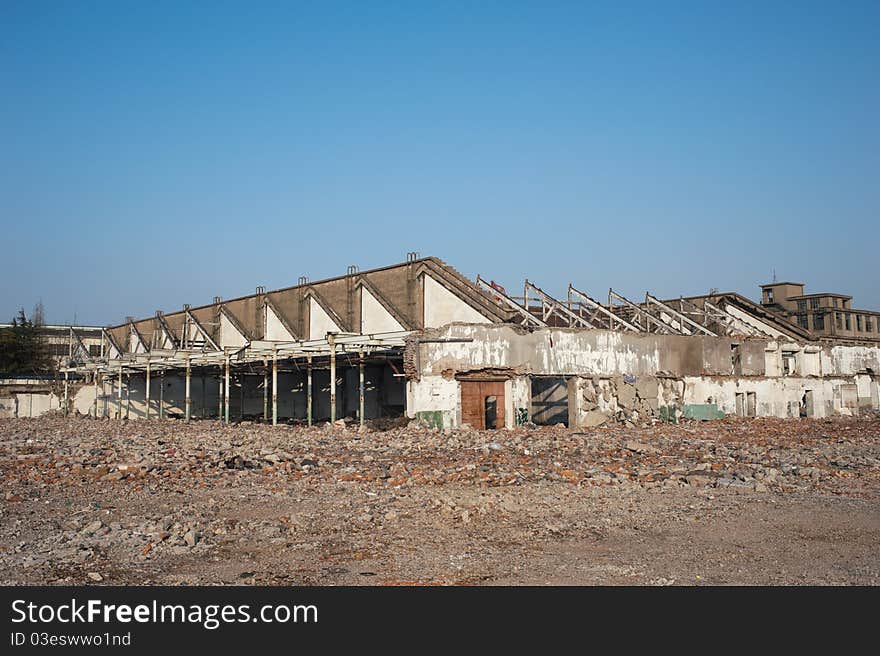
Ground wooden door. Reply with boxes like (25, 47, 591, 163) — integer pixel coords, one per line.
(460, 380, 505, 429)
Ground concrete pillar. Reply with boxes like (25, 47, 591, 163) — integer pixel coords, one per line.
(263, 366, 269, 422)
(218, 372, 223, 419)
(145, 363, 151, 420)
(126, 374, 131, 419)
(117, 369, 123, 420)
(63, 371, 69, 417)
(307, 355, 313, 427)
(159, 370, 165, 420)
(359, 351, 365, 427)
(329, 334, 336, 423)
(185, 357, 191, 421)
(224, 354, 230, 424)
(93, 374, 99, 418)
(272, 354, 278, 426)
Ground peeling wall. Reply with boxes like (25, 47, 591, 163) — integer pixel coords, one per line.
(405, 323, 880, 427)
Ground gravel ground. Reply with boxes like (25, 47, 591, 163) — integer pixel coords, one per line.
(1, 414, 878, 585)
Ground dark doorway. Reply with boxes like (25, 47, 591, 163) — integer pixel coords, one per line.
(531, 377, 569, 426)
(485, 396, 498, 429)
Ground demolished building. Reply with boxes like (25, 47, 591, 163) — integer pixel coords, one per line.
(14, 254, 878, 428)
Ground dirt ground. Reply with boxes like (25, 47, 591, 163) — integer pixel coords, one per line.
(1, 415, 878, 585)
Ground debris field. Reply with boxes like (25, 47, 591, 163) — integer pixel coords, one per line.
(1, 414, 878, 585)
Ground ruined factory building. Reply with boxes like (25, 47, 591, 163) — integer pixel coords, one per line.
(19, 254, 880, 428)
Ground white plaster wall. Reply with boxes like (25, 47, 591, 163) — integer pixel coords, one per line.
(764, 343, 781, 377)
(7, 385, 99, 417)
(308, 297, 342, 340)
(823, 345, 880, 375)
(130, 328, 146, 354)
(855, 374, 874, 407)
(265, 304, 295, 341)
(799, 349, 821, 376)
(679, 376, 871, 419)
(0, 393, 62, 417)
(418, 324, 662, 377)
(406, 376, 459, 428)
(361, 287, 404, 333)
(508, 376, 531, 427)
(536, 330, 659, 375)
(220, 313, 248, 348)
(423, 275, 491, 328)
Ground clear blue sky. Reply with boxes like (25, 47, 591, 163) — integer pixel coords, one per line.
(2, 1, 878, 326)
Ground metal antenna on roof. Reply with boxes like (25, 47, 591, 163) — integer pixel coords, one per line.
(772, 269, 777, 283)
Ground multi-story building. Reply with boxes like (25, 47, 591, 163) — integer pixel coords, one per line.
(760, 282, 879, 342)
(0, 323, 104, 369)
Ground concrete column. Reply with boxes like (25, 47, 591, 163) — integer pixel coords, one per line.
(63, 371, 69, 417)
(218, 372, 223, 419)
(307, 355, 313, 427)
(224, 354, 230, 424)
(272, 354, 278, 426)
(117, 369, 123, 420)
(145, 363, 151, 420)
(101, 377, 107, 417)
(263, 367, 269, 422)
(93, 374, 99, 418)
(329, 334, 336, 423)
(185, 357, 191, 421)
(126, 374, 131, 419)
(159, 370, 165, 420)
(359, 351, 365, 427)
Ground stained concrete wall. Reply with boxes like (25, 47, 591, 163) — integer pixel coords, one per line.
(415, 324, 763, 378)
(406, 324, 880, 427)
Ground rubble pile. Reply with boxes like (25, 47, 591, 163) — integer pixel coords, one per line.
(1, 415, 877, 585)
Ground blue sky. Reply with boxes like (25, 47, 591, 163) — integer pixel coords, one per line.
(2, 1, 877, 325)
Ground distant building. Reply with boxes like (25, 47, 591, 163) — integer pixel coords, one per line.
(0, 323, 104, 369)
(760, 282, 879, 342)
